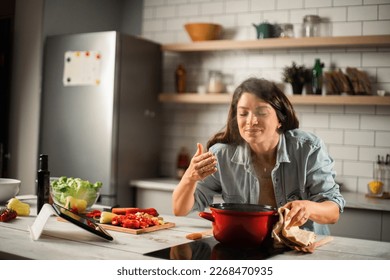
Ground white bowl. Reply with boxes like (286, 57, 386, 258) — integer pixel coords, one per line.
(0, 178, 21, 203)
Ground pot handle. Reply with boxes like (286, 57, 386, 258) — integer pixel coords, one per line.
(199, 212, 214, 222)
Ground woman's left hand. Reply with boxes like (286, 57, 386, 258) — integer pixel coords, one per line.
(283, 200, 312, 229)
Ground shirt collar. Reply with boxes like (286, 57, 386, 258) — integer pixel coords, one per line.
(231, 134, 291, 166)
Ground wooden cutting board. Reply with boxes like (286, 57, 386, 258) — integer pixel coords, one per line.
(56, 217, 175, 235)
(99, 222, 175, 234)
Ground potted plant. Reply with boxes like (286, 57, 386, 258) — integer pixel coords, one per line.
(282, 62, 311, 94)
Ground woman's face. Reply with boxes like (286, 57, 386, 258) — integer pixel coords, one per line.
(236, 92, 281, 148)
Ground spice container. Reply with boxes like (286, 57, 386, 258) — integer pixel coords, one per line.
(302, 15, 321, 37)
(207, 70, 225, 93)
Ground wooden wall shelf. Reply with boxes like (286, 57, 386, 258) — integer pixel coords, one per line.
(162, 35, 390, 52)
(158, 93, 390, 106)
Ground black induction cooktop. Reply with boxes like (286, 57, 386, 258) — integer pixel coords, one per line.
(144, 237, 286, 260)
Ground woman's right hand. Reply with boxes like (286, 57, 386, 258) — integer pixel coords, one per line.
(184, 143, 217, 181)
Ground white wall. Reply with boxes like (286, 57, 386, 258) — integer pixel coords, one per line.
(9, 0, 44, 195)
(141, 0, 390, 194)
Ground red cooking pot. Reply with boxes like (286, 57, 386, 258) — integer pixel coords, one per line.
(199, 203, 278, 247)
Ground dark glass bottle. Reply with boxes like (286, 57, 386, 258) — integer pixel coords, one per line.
(37, 154, 50, 214)
(175, 64, 186, 93)
(312, 59, 324, 95)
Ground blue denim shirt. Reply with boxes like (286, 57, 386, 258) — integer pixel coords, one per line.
(193, 129, 345, 235)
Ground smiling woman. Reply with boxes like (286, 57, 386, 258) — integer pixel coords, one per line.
(172, 77, 345, 238)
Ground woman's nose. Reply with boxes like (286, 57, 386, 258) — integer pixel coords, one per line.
(246, 114, 258, 125)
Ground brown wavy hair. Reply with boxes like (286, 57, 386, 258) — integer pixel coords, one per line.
(207, 78, 299, 150)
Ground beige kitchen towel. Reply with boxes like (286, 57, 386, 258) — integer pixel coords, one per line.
(272, 207, 316, 249)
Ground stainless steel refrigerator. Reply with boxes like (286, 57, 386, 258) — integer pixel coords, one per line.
(39, 31, 162, 207)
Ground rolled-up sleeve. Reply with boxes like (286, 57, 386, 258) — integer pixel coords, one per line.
(305, 139, 346, 212)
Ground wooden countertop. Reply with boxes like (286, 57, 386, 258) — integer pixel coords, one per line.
(1, 197, 389, 260)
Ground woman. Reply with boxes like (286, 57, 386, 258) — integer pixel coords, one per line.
(172, 78, 345, 235)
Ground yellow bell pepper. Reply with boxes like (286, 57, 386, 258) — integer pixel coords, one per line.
(7, 198, 30, 216)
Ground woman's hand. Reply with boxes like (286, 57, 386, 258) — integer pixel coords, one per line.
(172, 143, 217, 216)
(283, 200, 312, 229)
(283, 200, 340, 228)
(183, 143, 217, 181)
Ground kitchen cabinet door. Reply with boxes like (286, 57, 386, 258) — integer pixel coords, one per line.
(382, 212, 390, 242)
(329, 208, 382, 241)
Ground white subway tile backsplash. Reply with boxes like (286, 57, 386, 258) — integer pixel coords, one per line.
(200, 2, 224, 15)
(318, 7, 347, 22)
(345, 130, 375, 145)
(263, 10, 289, 23)
(247, 53, 274, 68)
(143, 7, 155, 19)
(363, 20, 390, 35)
(250, 0, 275, 11)
(348, 5, 378, 21)
(345, 105, 376, 114)
(377, 68, 390, 82)
(178, 4, 200, 17)
(237, 12, 264, 26)
(333, 0, 363, 6)
(329, 145, 359, 160)
(331, 53, 362, 67)
(226, 0, 250, 14)
(315, 129, 344, 144)
(330, 114, 360, 129)
(343, 161, 373, 177)
(337, 176, 358, 192)
(143, 19, 166, 32)
(379, 4, 390, 19)
(294, 105, 316, 113)
(376, 106, 390, 115)
(277, 0, 304, 9)
(305, 0, 332, 8)
(332, 22, 362, 36)
(301, 113, 330, 128)
(290, 9, 318, 24)
(275, 53, 303, 67)
(166, 18, 189, 31)
(363, 52, 390, 67)
(364, 0, 390, 5)
(154, 31, 177, 44)
(375, 131, 390, 146)
(359, 146, 390, 161)
(315, 105, 344, 113)
(212, 14, 237, 27)
(361, 115, 390, 130)
(155, 5, 176, 18)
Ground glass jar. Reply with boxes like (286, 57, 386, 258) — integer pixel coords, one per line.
(279, 23, 294, 38)
(303, 15, 321, 37)
(207, 70, 225, 93)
